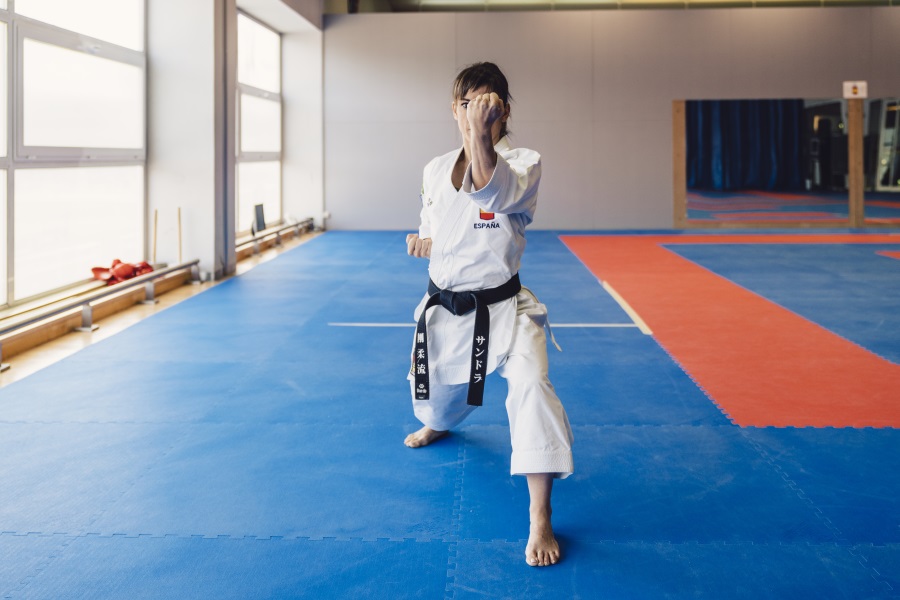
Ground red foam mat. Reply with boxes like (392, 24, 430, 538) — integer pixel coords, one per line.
(561, 234, 900, 428)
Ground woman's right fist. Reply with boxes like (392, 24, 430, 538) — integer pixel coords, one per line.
(406, 234, 432, 258)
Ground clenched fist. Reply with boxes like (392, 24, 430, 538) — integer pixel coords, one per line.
(406, 233, 431, 258)
(466, 92, 505, 138)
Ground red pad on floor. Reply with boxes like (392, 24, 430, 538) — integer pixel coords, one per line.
(562, 234, 900, 428)
(710, 212, 841, 221)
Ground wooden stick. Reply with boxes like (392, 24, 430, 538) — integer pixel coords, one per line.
(178, 207, 183, 263)
(847, 98, 864, 227)
(152, 209, 159, 264)
(672, 100, 687, 229)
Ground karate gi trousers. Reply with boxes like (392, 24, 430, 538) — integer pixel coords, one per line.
(410, 290, 574, 478)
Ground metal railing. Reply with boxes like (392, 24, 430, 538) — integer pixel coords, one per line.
(236, 218, 315, 255)
(0, 259, 201, 372)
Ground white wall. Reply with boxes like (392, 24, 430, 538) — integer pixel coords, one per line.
(283, 30, 325, 228)
(147, 0, 323, 279)
(323, 7, 900, 230)
(147, 0, 235, 279)
(324, 13, 459, 231)
(238, 0, 326, 228)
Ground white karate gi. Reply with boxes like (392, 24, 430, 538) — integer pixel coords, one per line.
(409, 136, 574, 478)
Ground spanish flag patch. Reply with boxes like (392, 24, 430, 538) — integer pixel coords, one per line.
(479, 209, 495, 220)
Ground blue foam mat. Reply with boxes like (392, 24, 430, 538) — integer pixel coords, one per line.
(88, 422, 460, 540)
(0, 360, 246, 424)
(4, 535, 450, 600)
(454, 424, 834, 545)
(451, 539, 894, 599)
(1, 231, 898, 598)
(545, 328, 730, 427)
(0, 423, 187, 535)
(742, 427, 900, 545)
(0, 534, 72, 599)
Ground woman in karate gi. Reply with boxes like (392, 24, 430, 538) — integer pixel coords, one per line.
(404, 62, 574, 567)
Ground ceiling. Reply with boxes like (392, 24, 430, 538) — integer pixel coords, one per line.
(334, 0, 892, 12)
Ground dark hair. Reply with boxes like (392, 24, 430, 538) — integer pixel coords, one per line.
(452, 62, 512, 139)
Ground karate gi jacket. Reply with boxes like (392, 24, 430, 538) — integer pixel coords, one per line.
(413, 136, 542, 385)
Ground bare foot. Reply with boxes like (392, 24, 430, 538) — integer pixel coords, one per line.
(404, 426, 448, 448)
(525, 510, 560, 567)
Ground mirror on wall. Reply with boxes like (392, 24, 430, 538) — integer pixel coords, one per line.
(865, 98, 900, 225)
(684, 99, 849, 226)
(677, 98, 900, 228)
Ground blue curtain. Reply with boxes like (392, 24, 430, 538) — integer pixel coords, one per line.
(687, 99, 804, 191)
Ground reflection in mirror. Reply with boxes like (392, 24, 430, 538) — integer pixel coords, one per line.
(865, 98, 900, 225)
(685, 99, 850, 225)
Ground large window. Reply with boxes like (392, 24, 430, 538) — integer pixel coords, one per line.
(0, 171, 6, 306)
(1, 1, 145, 307)
(0, 18, 7, 306)
(14, 166, 143, 299)
(15, 0, 143, 51)
(22, 38, 143, 149)
(236, 12, 281, 235)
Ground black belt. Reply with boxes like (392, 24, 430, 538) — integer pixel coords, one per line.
(414, 273, 521, 406)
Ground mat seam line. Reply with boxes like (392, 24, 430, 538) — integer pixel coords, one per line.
(1, 534, 73, 600)
(444, 438, 465, 600)
(646, 330, 894, 587)
(738, 430, 894, 592)
(78, 428, 193, 537)
(649, 336, 738, 427)
(7, 431, 190, 598)
(2, 428, 192, 599)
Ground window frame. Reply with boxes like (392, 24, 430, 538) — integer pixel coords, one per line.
(15, 15, 146, 164)
(1, 7, 10, 306)
(235, 9, 282, 238)
(236, 84, 281, 162)
(14, 0, 144, 52)
(1, 2, 147, 308)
